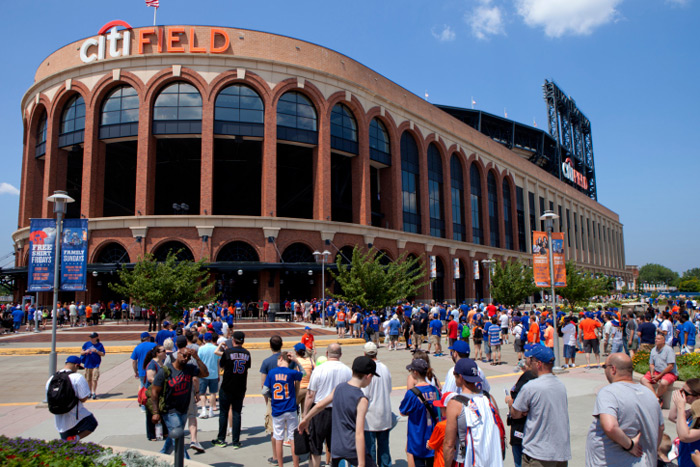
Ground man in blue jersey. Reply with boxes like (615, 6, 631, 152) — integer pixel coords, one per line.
(428, 313, 443, 356)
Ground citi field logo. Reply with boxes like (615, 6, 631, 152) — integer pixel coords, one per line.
(561, 157, 588, 190)
(80, 20, 133, 63)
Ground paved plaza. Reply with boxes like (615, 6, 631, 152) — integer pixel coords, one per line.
(0, 321, 681, 466)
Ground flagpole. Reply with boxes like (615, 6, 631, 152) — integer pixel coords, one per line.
(153, 6, 157, 26)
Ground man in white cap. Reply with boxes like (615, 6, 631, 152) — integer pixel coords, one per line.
(46, 356, 98, 441)
(362, 341, 393, 467)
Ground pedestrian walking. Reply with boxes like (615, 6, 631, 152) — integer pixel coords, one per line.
(197, 332, 220, 419)
(80, 332, 105, 399)
(212, 331, 250, 448)
(362, 342, 393, 467)
(46, 356, 98, 441)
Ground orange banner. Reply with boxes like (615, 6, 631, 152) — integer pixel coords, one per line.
(532, 231, 566, 288)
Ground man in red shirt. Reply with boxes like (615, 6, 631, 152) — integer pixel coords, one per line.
(301, 326, 315, 358)
(579, 312, 603, 368)
(486, 303, 497, 318)
(447, 314, 459, 348)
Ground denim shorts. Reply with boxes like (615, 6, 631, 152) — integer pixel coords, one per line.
(199, 377, 219, 395)
(563, 344, 576, 359)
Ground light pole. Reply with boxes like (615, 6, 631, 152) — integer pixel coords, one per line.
(47, 190, 74, 377)
(481, 259, 495, 303)
(540, 210, 563, 373)
(313, 250, 331, 327)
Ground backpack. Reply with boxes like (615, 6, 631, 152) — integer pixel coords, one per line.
(145, 364, 171, 415)
(47, 371, 79, 418)
(461, 324, 470, 339)
(473, 327, 483, 340)
(454, 391, 506, 460)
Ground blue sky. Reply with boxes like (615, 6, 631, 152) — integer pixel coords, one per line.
(0, 0, 698, 274)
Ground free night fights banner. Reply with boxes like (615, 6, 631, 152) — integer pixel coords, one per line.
(28, 219, 57, 292)
(60, 219, 88, 291)
(532, 231, 566, 288)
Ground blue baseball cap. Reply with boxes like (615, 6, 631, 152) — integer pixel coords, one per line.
(294, 343, 306, 352)
(524, 345, 555, 364)
(66, 356, 84, 369)
(204, 332, 212, 341)
(162, 320, 170, 326)
(305, 326, 311, 330)
(140, 331, 151, 339)
(454, 358, 482, 383)
(448, 340, 469, 354)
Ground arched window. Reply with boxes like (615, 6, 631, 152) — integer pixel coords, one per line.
(216, 241, 260, 262)
(369, 118, 391, 166)
(503, 180, 514, 250)
(59, 95, 85, 147)
(487, 172, 500, 248)
(451, 155, 465, 241)
(100, 86, 139, 139)
(214, 84, 264, 137)
(470, 164, 483, 245)
(35, 112, 47, 158)
(281, 243, 315, 263)
(277, 91, 317, 144)
(377, 250, 393, 266)
(153, 82, 202, 134)
(153, 241, 194, 262)
(95, 243, 130, 264)
(330, 104, 358, 154)
(427, 144, 445, 238)
(401, 132, 421, 233)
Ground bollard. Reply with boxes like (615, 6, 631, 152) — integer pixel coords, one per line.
(169, 427, 185, 467)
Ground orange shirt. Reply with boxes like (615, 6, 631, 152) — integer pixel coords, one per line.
(544, 326, 554, 348)
(427, 420, 446, 467)
(298, 357, 313, 389)
(467, 310, 476, 325)
(85, 306, 92, 318)
(528, 322, 540, 343)
(301, 332, 314, 350)
(337, 311, 345, 322)
(580, 318, 602, 340)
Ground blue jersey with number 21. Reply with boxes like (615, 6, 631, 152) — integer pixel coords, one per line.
(264, 367, 303, 416)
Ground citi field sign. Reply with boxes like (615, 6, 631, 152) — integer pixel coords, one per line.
(79, 21, 231, 63)
(561, 157, 588, 190)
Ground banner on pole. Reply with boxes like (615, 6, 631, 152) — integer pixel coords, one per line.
(28, 219, 57, 292)
(473, 260, 480, 280)
(429, 256, 437, 278)
(453, 258, 460, 279)
(532, 231, 566, 287)
(60, 219, 89, 291)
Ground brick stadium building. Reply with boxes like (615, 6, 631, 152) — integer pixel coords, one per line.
(8, 22, 630, 309)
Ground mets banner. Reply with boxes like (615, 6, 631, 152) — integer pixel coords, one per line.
(28, 219, 57, 292)
(532, 231, 566, 288)
(60, 219, 88, 291)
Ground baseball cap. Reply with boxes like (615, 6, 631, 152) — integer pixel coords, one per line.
(406, 358, 429, 374)
(65, 356, 84, 369)
(204, 332, 213, 341)
(294, 343, 306, 352)
(89, 332, 99, 338)
(611, 320, 620, 327)
(352, 356, 380, 377)
(140, 331, 151, 339)
(162, 320, 170, 327)
(448, 340, 469, 354)
(454, 358, 482, 383)
(304, 326, 311, 331)
(433, 391, 454, 408)
(524, 345, 555, 364)
(232, 331, 245, 342)
(363, 341, 378, 356)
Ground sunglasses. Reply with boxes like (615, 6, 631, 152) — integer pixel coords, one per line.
(683, 389, 699, 398)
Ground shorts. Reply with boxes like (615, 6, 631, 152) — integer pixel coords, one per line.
(563, 344, 576, 359)
(390, 335, 398, 342)
(514, 339, 524, 353)
(60, 414, 98, 440)
(583, 338, 600, 354)
(199, 377, 219, 395)
(430, 335, 440, 346)
(187, 392, 197, 418)
(501, 328, 509, 336)
(337, 322, 345, 327)
(413, 332, 422, 346)
(473, 339, 482, 345)
(491, 344, 501, 352)
(272, 411, 298, 441)
(309, 406, 333, 455)
(265, 400, 273, 434)
(84, 367, 100, 382)
(629, 337, 639, 351)
(643, 371, 678, 385)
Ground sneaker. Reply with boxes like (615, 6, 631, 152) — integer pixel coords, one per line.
(92, 394, 98, 400)
(208, 411, 214, 419)
(198, 412, 209, 419)
(211, 439, 227, 448)
(140, 406, 147, 413)
(232, 442, 242, 449)
(190, 442, 205, 453)
(283, 440, 291, 447)
(268, 457, 277, 464)
(66, 435, 80, 442)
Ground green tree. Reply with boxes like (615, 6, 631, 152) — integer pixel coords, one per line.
(682, 268, 700, 281)
(638, 263, 679, 287)
(489, 260, 538, 307)
(329, 247, 430, 310)
(556, 261, 608, 310)
(678, 278, 700, 293)
(109, 250, 217, 327)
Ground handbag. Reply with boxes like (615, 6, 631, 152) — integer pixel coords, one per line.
(137, 386, 148, 406)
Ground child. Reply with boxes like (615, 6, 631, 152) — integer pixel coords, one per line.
(301, 326, 315, 359)
(472, 324, 483, 361)
(487, 316, 502, 365)
(427, 391, 454, 467)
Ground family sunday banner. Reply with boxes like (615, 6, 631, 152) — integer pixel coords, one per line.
(532, 231, 566, 288)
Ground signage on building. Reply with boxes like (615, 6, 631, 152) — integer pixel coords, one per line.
(473, 260, 480, 280)
(561, 158, 588, 190)
(80, 20, 231, 64)
(453, 258, 460, 279)
(27, 219, 57, 292)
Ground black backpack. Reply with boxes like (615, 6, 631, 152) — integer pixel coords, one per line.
(47, 371, 79, 418)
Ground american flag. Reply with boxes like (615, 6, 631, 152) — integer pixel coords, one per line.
(146, 0, 159, 7)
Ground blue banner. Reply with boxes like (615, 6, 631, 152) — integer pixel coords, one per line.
(28, 218, 57, 292)
(60, 219, 88, 291)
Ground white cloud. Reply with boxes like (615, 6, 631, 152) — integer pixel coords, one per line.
(466, 0, 506, 40)
(0, 183, 19, 196)
(432, 25, 456, 42)
(515, 0, 622, 37)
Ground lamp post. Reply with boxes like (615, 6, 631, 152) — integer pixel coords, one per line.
(313, 250, 331, 327)
(539, 210, 563, 373)
(46, 190, 74, 377)
(481, 259, 495, 303)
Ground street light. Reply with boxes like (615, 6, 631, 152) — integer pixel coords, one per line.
(539, 209, 563, 373)
(46, 190, 75, 378)
(313, 250, 331, 327)
(481, 259, 495, 303)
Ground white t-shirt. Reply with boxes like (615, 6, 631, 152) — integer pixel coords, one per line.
(499, 314, 509, 329)
(661, 320, 674, 346)
(362, 360, 393, 431)
(307, 360, 352, 408)
(456, 394, 503, 466)
(562, 323, 577, 346)
(45, 370, 92, 433)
